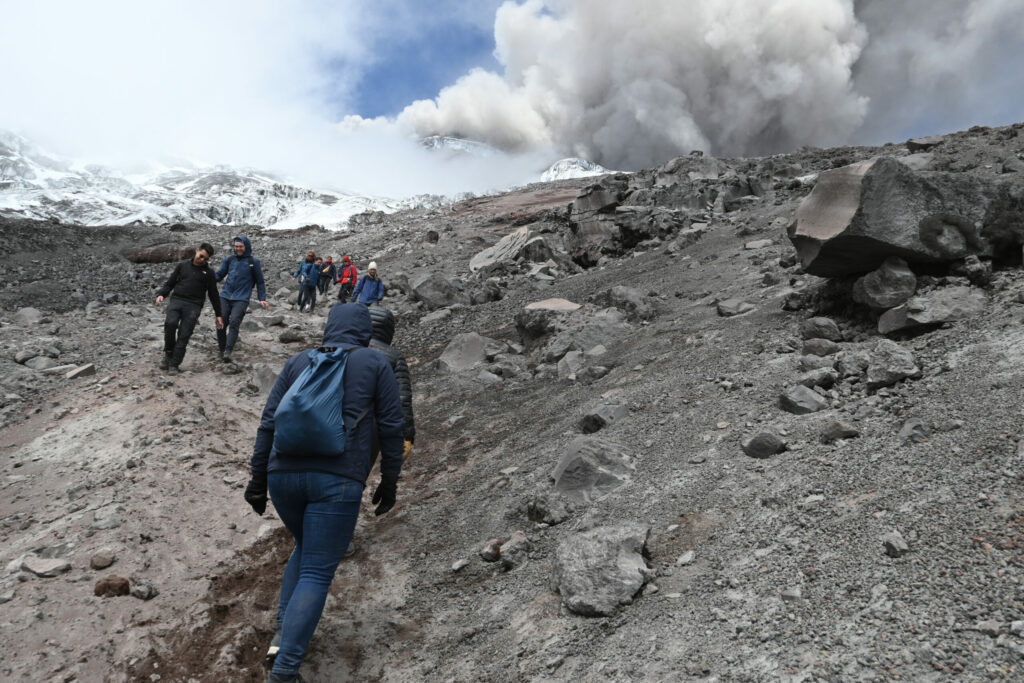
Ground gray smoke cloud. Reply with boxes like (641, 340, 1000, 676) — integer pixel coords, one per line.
(396, 0, 1024, 169)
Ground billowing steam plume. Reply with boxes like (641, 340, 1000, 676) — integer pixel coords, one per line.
(395, 0, 1024, 169)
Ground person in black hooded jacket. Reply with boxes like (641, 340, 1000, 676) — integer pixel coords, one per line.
(244, 303, 404, 682)
(368, 306, 415, 457)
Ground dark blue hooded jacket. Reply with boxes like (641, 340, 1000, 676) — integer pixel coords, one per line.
(216, 235, 268, 302)
(250, 303, 405, 485)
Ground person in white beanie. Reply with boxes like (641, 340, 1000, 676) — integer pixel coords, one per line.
(351, 261, 386, 305)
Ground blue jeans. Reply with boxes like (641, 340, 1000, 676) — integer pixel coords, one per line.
(297, 285, 317, 311)
(268, 472, 363, 675)
(216, 299, 248, 353)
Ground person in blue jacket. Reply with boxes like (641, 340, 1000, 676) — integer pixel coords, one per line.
(215, 235, 269, 362)
(292, 251, 320, 313)
(243, 303, 405, 682)
(352, 260, 386, 305)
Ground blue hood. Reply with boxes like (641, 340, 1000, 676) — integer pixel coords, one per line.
(324, 303, 372, 347)
(234, 235, 252, 257)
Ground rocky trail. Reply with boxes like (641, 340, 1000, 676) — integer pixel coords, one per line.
(2, 123, 1024, 681)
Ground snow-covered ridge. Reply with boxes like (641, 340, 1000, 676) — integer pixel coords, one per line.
(540, 158, 611, 182)
(0, 132, 446, 230)
(0, 132, 611, 229)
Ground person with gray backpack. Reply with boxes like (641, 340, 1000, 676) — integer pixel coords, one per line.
(243, 303, 405, 683)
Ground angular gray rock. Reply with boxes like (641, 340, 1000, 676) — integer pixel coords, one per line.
(410, 272, 469, 310)
(866, 340, 921, 389)
(898, 419, 932, 444)
(65, 364, 97, 379)
(821, 420, 860, 443)
(439, 333, 494, 372)
(557, 351, 584, 379)
(788, 157, 1004, 276)
(250, 364, 280, 396)
(592, 286, 655, 321)
(882, 530, 910, 557)
(802, 338, 840, 356)
(278, 329, 306, 344)
(741, 432, 787, 458)
(779, 385, 829, 415)
(469, 226, 553, 272)
(24, 356, 59, 371)
(130, 579, 159, 600)
(566, 180, 627, 266)
(551, 523, 651, 616)
(22, 556, 71, 577)
(798, 367, 838, 389)
(852, 257, 917, 309)
(800, 317, 842, 342)
(906, 135, 945, 152)
(717, 299, 755, 317)
(499, 531, 531, 570)
(551, 437, 634, 503)
(13, 307, 43, 325)
(580, 404, 629, 434)
(878, 286, 987, 334)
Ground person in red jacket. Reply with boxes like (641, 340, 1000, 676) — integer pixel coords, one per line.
(335, 256, 358, 303)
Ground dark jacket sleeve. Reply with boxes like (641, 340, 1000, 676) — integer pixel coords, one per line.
(206, 268, 223, 317)
(250, 355, 303, 476)
(393, 354, 415, 442)
(156, 262, 182, 299)
(374, 361, 405, 484)
(352, 275, 365, 298)
(254, 258, 267, 301)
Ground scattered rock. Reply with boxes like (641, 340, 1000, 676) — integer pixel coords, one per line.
(451, 559, 470, 572)
(94, 575, 131, 597)
(882, 530, 910, 558)
(898, 419, 931, 444)
(866, 340, 920, 389)
(852, 256, 917, 309)
(527, 491, 572, 526)
(779, 386, 829, 415)
(551, 523, 651, 617)
(65, 364, 97, 380)
(798, 367, 838, 389)
(120, 243, 193, 263)
(22, 556, 71, 578)
(802, 338, 840, 356)
(717, 299, 755, 317)
(592, 286, 655, 321)
(500, 531, 531, 570)
(524, 298, 581, 312)
(13, 307, 43, 325)
(410, 272, 470, 310)
(821, 420, 860, 443)
(89, 550, 117, 570)
(676, 550, 695, 566)
(130, 579, 159, 600)
(551, 437, 634, 503)
(906, 135, 945, 152)
(278, 329, 306, 344)
(579, 404, 628, 434)
(479, 539, 503, 562)
(800, 317, 842, 342)
(439, 333, 494, 372)
(741, 432, 787, 458)
(878, 286, 987, 334)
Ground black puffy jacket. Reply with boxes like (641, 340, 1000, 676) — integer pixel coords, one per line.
(369, 306, 415, 442)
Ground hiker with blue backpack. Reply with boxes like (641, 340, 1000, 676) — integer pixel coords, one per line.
(244, 303, 405, 683)
(215, 235, 269, 363)
(352, 260, 386, 305)
(292, 251, 320, 313)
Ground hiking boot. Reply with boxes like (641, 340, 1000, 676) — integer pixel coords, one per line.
(343, 541, 357, 559)
(159, 356, 170, 371)
(167, 365, 179, 376)
(266, 672, 305, 683)
(265, 627, 283, 662)
(222, 350, 233, 363)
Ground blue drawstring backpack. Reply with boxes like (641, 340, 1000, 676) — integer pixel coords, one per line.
(273, 347, 370, 457)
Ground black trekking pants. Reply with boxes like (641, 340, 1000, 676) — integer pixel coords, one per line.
(336, 283, 354, 303)
(163, 298, 202, 367)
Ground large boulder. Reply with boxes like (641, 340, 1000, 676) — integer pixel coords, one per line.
(878, 286, 987, 334)
(852, 257, 917, 309)
(469, 227, 553, 273)
(566, 179, 629, 266)
(121, 243, 194, 264)
(409, 272, 469, 310)
(551, 523, 651, 616)
(551, 437, 634, 503)
(788, 157, 1007, 277)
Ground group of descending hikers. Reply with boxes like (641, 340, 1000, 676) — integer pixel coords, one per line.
(156, 239, 414, 682)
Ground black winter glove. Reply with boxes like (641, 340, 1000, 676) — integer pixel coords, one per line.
(244, 474, 268, 516)
(371, 479, 397, 516)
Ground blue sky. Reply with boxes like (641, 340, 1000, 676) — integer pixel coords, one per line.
(346, 20, 501, 118)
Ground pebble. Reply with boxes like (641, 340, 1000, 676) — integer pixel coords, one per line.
(451, 559, 470, 572)
(676, 551, 696, 566)
(741, 432, 787, 459)
(89, 551, 117, 570)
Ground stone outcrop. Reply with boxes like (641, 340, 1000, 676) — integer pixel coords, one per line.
(469, 226, 553, 273)
(788, 157, 1010, 277)
(878, 286, 987, 334)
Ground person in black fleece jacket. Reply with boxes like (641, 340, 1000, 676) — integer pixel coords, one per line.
(244, 303, 404, 682)
(155, 243, 223, 374)
(368, 305, 415, 457)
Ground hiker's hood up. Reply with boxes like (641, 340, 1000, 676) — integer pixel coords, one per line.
(234, 235, 252, 257)
(323, 303, 372, 347)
